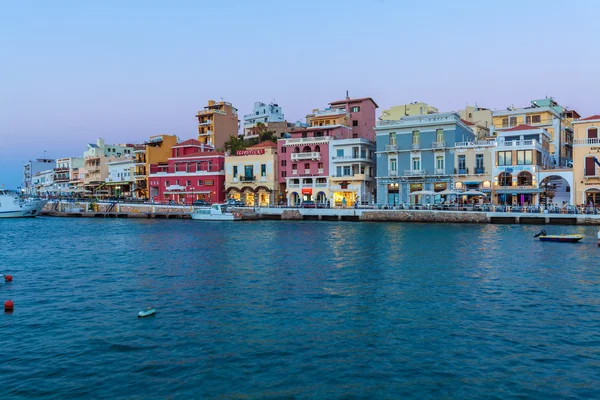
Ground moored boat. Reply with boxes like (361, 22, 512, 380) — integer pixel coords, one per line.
(0, 190, 47, 218)
(534, 229, 583, 243)
(190, 203, 242, 221)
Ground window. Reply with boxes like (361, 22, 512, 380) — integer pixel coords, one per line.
(337, 149, 344, 157)
(585, 157, 596, 176)
(318, 162, 323, 169)
(281, 147, 286, 153)
(197, 180, 202, 185)
(292, 163, 297, 170)
(343, 166, 351, 176)
(282, 171, 287, 177)
(475, 154, 484, 172)
(302, 132, 307, 138)
(336, 166, 342, 176)
(588, 128, 598, 139)
(509, 117, 517, 127)
(390, 159, 397, 172)
(281, 160, 286, 167)
(502, 118, 509, 128)
(351, 106, 360, 112)
(261, 164, 266, 176)
(436, 128, 443, 142)
(304, 163, 310, 169)
(352, 120, 358, 127)
(526, 115, 541, 124)
(176, 180, 179, 185)
(233, 166, 238, 177)
(517, 150, 533, 165)
(389, 132, 396, 146)
(412, 157, 421, 171)
(412, 130, 420, 144)
(498, 151, 512, 166)
(436, 155, 444, 170)
(186, 180, 191, 186)
(165, 181, 169, 186)
(458, 155, 466, 170)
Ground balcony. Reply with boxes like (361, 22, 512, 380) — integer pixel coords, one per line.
(332, 154, 372, 162)
(404, 169, 427, 176)
(411, 143, 420, 150)
(54, 167, 69, 172)
(330, 173, 369, 181)
(311, 108, 347, 117)
(198, 130, 213, 137)
(291, 152, 321, 161)
(304, 169, 311, 174)
(284, 136, 332, 145)
(574, 138, 600, 146)
(455, 168, 469, 175)
(385, 144, 399, 152)
(432, 141, 446, 150)
(389, 170, 398, 176)
(434, 168, 445, 175)
(198, 120, 212, 126)
(292, 169, 298, 175)
(455, 141, 495, 148)
(239, 175, 256, 182)
(498, 139, 542, 151)
(474, 167, 485, 174)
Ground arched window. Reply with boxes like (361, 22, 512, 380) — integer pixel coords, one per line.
(294, 147, 300, 153)
(517, 171, 533, 186)
(315, 145, 321, 152)
(302, 146, 311, 153)
(498, 172, 512, 186)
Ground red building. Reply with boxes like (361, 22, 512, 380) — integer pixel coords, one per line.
(148, 139, 226, 205)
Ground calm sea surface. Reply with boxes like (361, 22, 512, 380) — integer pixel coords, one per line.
(1, 218, 600, 399)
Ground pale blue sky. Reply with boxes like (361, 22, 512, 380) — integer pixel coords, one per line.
(1, 0, 599, 187)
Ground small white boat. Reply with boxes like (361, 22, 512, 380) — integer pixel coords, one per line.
(138, 308, 156, 318)
(190, 203, 241, 221)
(0, 190, 47, 218)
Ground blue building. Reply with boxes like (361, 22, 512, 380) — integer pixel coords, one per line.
(243, 101, 286, 139)
(375, 112, 475, 205)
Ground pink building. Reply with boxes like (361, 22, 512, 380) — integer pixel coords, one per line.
(148, 139, 226, 205)
(277, 96, 377, 205)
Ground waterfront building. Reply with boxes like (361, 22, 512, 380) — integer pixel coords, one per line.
(148, 139, 225, 205)
(375, 112, 475, 206)
(453, 140, 495, 197)
(70, 167, 85, 191)
(573, 114, 600, 205)
(23, 158, 55, 194)
(379, 102, 438, 120)
(278, 96, 378, 205)
(133, 134, 179, 199)
(195, 100, 239, 150)
(242, 101, 292, 140)
(491, 124, 574, 206)
(32, 169, 55, 196)
(54, 157, 84, 192)
(457, 105, 492, 139)
(83, 138, 135, 195)
(329, 138, 376, 206)
(491, 98, 577, 167)
(225, 141, 278, 206)
(106, 158, 136, 198)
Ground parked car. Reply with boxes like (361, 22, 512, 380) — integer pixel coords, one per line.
(193, 200, 210, 207)
(301, 200, 316, 208)
(226, 199, 246, 207)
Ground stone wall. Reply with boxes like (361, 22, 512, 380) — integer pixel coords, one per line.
(281, 210, 302, 220)
(361, 210, 488, 223)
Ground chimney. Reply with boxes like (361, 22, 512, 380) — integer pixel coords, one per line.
(346, 90, 349, 100)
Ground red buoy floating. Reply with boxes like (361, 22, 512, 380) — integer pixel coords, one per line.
(4, 300, 14, 312)
(4, 275, 12, 282)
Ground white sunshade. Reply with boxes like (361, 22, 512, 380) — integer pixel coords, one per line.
(463, 190, 487, 196)
(410, 190, 436, 196)
(438, 189, 459, 195)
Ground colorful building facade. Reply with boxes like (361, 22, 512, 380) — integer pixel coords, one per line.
(380, 102, 438, 120)
(242, 102, 291, 140)
(134, 134, 179, 199)
(23, 158, 55, 195)
(148, 139, 225, 205)
(196, 100, 239, 150)
(453, 140, 495, 197)
(55, 157, 84, 192)
(376, 113, 476, 206)
(225, 141, 279, 206)
(329, 138, 376, 206)
(573, 114, 600, 205)
(106, 158, 136, 197)
(83, 138, 134, 195)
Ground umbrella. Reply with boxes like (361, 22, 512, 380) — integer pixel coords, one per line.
(438, 189, 459, 195)
(410, 190, 435, 196)
(463, 190, 486, 196)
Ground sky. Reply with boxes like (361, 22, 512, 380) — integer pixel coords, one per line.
(1, 0, 599, 188)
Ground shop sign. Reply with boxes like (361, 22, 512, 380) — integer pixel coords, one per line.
(301, 188, 312, 194)
(236, 149, 265, 156)
(410, 183, 422, 192)
(434, 182, 447, 190)
(497, 166, 532, 173)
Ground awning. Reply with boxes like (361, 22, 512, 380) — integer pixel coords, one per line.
(411, 190, 435, 196)
(438, 189, 459, 195)
(495, 188, 544, 194)
(104, 181, 132, 186)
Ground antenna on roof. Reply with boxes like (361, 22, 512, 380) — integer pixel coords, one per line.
(346, 90, 349, 100)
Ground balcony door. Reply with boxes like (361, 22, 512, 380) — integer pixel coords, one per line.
(244, 165, 254, 181)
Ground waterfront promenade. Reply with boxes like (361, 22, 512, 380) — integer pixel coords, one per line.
(41, 200, 600, 225)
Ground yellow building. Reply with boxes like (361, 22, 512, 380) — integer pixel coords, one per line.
(225, 141, 279, 206)
(196, 100, 239, 150)
(457, 106, 492, 139)
(573, 114, 600, 205)
(453, 140, 495, 197)
(491, 98, 577, 168)
(379, 102, 438, 120)
(305, 108, 348, 127)
(134, 134, 178, 199)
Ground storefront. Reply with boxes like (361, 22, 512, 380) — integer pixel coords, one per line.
(302, 188, 312, 202)
(495, 188, 543, 206)
(333, 191, 356, 207)
(387, 183, 400, 206)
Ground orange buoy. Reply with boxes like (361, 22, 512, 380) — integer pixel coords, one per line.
(4, 300, 14, 311)
(4, 275, 12, 282)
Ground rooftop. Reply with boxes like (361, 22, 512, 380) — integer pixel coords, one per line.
(329, 97, 379, 108)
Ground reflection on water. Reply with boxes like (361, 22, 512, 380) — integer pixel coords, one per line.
(1, 218, 599, 398)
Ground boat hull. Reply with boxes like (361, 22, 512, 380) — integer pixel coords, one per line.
(539, 235, 583, 243)
(0, 200, 47, 218)
(190, 213, 239, 221)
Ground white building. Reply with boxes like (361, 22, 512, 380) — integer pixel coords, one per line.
(242, 101, 286, 139)
(32, 169, 55, 196)
(55, 157, 84, 192)
(328, 138, 376, 206)
(23, 158, 55, 194)
(106, 158, 136, 197)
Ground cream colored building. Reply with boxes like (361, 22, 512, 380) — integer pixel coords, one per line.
(573, 114, 600, 205)
(453, 140, 495, 196)
(457, 106, 492, 139)
(379, 102, 438, 120)
(225, 141, 279, 206)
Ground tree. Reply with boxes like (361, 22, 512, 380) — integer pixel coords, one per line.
(223, 135, 248, 153)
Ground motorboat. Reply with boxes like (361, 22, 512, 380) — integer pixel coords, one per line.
(190, 203, 242, 221)
(0, 190, 47, 218)
(534, 229, 583, 243)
